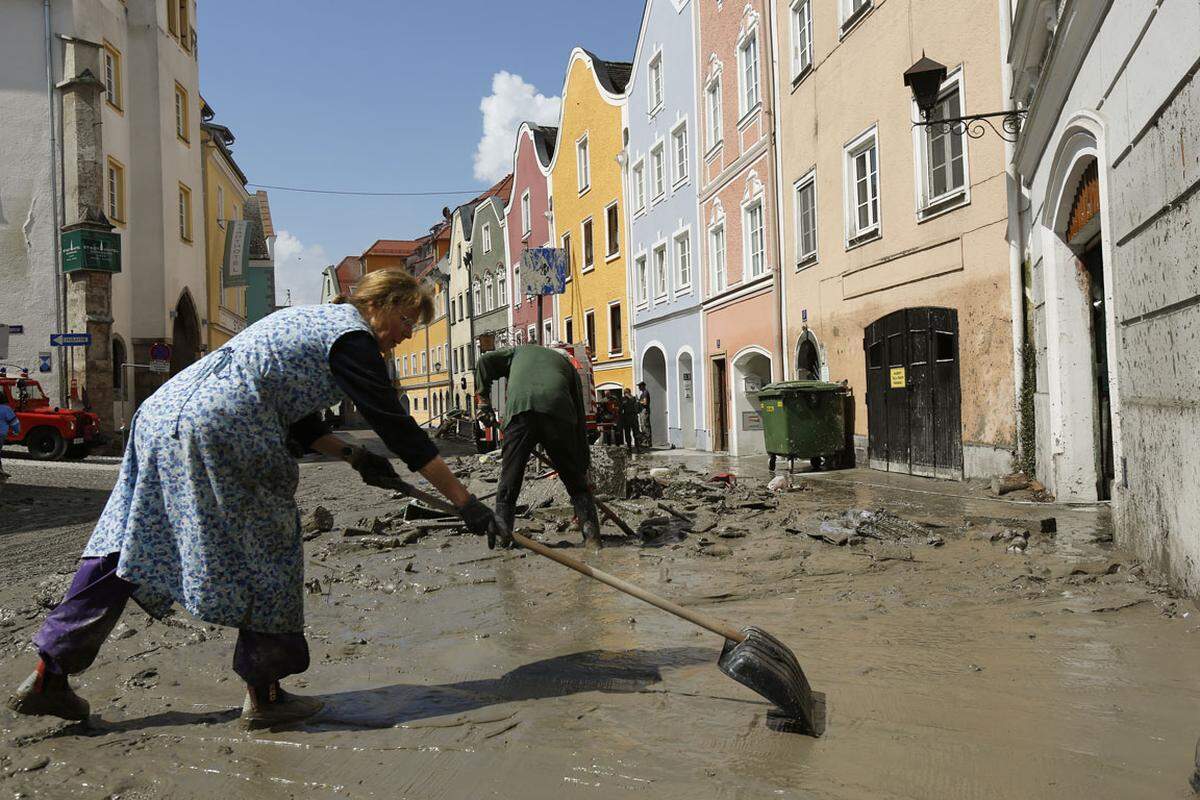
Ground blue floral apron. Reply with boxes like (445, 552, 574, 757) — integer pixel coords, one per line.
(84, 304, 372, 633)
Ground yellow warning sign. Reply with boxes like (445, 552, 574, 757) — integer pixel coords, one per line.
(889, 367, 906, 388)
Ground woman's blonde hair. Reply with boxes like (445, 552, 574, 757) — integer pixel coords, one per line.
(332, 267, 434, 324)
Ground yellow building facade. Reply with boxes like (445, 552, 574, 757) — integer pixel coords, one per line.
(550, 49, 634, 392)
(199, 113, 249, 350)
(394, 229, 452, 427)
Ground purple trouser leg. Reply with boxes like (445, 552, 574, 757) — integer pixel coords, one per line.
(33, 554, 309, 686)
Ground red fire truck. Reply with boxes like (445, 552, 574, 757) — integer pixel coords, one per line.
(0, 370, 104, 460)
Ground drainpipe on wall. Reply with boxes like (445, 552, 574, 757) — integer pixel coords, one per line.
(44, 0, 68, 405)
(999, 0, 1027, 464)
(767, 0, 789, 382)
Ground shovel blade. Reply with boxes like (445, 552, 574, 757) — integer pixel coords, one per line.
(718, 626, 824, 736)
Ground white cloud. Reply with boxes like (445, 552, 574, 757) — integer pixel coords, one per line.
(272, 229, 328, 306)
(473, 71, 561, 183)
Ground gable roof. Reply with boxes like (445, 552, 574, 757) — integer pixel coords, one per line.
(254, 190, 274, 238)
(334, 255, 362, 294)
(361, 239, 421, 259)
(533, 125, 558, 168)
(582, 49, 634, 94)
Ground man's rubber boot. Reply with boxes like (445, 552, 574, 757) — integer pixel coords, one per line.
(241, 682, 324, 730)
(7, 660, 90, 721)
(1191, 737, 1200, 793)
(570, 494, 602, 546)
(495, 502, 517, 549)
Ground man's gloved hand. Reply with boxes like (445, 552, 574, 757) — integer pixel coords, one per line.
(458, 495, 511, 550)
(345, 445, 400, 489)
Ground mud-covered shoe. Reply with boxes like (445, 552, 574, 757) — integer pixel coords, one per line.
(1191, 737, 1200, 793)
(241, 682, 324, 730)
(570, 494, 602, 546)
(7, 661, 90, 721)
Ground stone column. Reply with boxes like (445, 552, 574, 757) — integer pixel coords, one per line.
(58, 41, 116, 443)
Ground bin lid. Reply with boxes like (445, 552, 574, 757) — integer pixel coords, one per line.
(759, 380, 845, 396)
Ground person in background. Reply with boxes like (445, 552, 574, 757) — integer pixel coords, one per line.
(475, 344, 601, 546)
(619, 388, 639, 453)
(636, 381, 652, 450)
(8, 268, 503, 729)
(0, 391, 19, 481)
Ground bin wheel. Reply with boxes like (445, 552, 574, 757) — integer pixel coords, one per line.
(768, 454, 777, 471)
(810, 456, 824, 472)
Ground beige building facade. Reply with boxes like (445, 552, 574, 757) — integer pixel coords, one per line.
(772, 0, 1016, 478)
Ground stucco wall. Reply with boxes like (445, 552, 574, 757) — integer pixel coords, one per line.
(447, 211, 474, 407)
(506, 127, 554, 335)
(551, 52, 633, 391)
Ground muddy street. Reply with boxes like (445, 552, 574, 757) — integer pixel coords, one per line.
(0, 443, 1197, 799)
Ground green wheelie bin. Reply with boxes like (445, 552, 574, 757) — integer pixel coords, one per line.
(757, 381, 851, 472)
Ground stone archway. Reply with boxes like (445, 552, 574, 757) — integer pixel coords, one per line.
(171, 290, 201, 373)
(731, 347, 772, 456)
(677, 349, 696, 449)
(640, 346, 668, 447)
(795, 330, 823, 380)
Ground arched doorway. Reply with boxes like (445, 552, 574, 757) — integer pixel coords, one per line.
(864, 307, 962, 478)
(731, 348, 772, 456)
(640, 346, 668, 447)
(171, 291, 201, 373)
(677, 350, 696, 449)
(795, 331, 822, 380)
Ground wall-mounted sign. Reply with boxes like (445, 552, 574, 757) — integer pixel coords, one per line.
(742, 411, 763, 431)
(149, 360, 171, 374)
(50, 333, 91, 347)
(8, 325, 23, 335)
(744, 375, 763, 394)
(61, 229, 121, 273)
(890, 367, 906, 388)
(222, 220, 252, 288)
(38, 352, 52, 373)
(149, 342, 172, 362)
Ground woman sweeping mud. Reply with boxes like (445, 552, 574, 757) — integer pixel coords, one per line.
(7, 269, 502, 729)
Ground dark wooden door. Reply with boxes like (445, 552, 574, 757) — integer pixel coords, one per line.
(713, 357, 728, 451)
(864, 307, 963, 478)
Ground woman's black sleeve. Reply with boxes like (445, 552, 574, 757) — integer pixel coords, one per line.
(328, 331, 439, 472)
(288, 412, 331, 450)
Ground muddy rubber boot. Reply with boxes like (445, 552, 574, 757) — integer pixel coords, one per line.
(240, 682, 324, 730)
(494, 502, 517, 549)
(1191, 737, 1200, 793)
(7, 660, 90, 721)
(570, 494, 602, 546)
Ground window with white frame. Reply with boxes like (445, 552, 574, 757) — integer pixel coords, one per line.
(650, 143, 665, 200)
(521, 190, 531, 235)
(653, 244, 668, 298)
(675, 230, 692, 290)
(917, 76, 967, 211)
(564, 317, 574, 344)
(744, 201, 765, 277)
(738, 34, 760, 116)
(577, 135, 590, 192)
(706, 78, 722, 149)
(648, 52, 664, 113)
(562, 231, 572, 281)
(497, 269, 507, 305)
(483, 275, 493, 311)
(421, 351, 427, 373)
(608, 302, 622, 355)
(633, 160, 646, 212)
(472, 279, 481, 314)
(584, 309, 596, 354)
(605, 202, 619, 257)
(482, 222, 492, 252)
(842, 0, 871, 28)
(845, 127, 880, 241)
(795, 172, 817, 264)
(582, 219, 594, 270)
(543, 319, 552, 344)
(790, 0, 813, 79)
(672, 123, 688, 183)
(103, 43, 122, 109)
(635, 255, 648, 303)
(513, 265, 521, 304)
(710, 224, 727, 292)
(527, 325, 536, 344)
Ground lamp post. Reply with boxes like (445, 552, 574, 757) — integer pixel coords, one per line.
(904, 55, 1026, 142)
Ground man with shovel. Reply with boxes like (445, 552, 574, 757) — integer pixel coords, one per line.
(475, 344, 601, 545)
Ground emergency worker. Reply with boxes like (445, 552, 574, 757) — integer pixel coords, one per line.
(474, 344, 601, 545)
(9, 268, 502, 728)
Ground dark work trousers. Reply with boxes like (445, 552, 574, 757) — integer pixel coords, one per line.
(32, 553, 309, 687)
(496, 411, 589, 508)
(619, 420, 637, 450)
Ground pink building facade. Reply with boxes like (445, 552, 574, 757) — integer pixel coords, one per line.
(697, 0, 783, 455)
(505, 123, 557, 345)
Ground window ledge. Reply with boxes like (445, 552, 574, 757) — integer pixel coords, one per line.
(795, 253, 818, 271)
(605, 251, 620, 263)
(648, 103, 664, 119)
(839, 3, 873, 39)
(578, 186, 591, 198)
(790, 63, 814, 92)
(634, 206, 647, 219)
(580, 264, 595, 275)
(845, 229, 881, 250)
(704, 140, 724, 160)
(651, 191, 666, 205)
(917, 191, 969, 223)
(105, 99, 124, 115)
(736, 102, 763, 129)
(672, 175, 690, 191)
(177, 135, 190, 146)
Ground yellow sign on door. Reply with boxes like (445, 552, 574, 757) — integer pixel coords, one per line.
(889, 367, 906, 388)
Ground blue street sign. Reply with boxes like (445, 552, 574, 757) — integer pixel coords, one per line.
(38, 354, 51, 373)
(50, 333, 92, 347)
(8, 325, 23, 335)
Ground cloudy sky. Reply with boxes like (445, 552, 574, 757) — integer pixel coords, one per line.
(199, 1, 644, 307)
